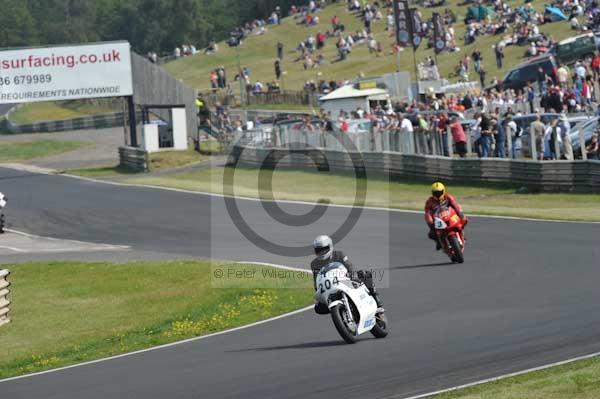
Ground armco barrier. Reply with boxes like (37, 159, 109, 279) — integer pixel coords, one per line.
(230, 146, 600, 192)
(0, 269, 10, 327)
(5, 111, 134, 134)
(119, 146, 149, 172)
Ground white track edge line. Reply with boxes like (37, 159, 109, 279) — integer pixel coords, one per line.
(5, 229, 130, 250)
(399, 350, 600, 399)
(0, 261, 312, 384)
(236, 261, 307, 272)
(58, 172, 600, 225)
(0, 245, 27, 253)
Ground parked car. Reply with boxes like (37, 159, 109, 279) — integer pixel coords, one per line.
(593, 30, 600, 49)
(503, 113, 560, 157)
(567, 115, 591, 130)
(512, 114, 597, 158)
(549, 33, 597, 66)
(569, 116, 599, 156)
(493, 54, 558, 92)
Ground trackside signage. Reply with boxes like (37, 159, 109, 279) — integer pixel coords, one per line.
(0, 41, 133, 104)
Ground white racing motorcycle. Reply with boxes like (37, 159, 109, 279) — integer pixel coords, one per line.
(315, 262, 388, 344)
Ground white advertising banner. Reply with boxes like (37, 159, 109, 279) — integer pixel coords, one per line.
(0, 41, 133, 104)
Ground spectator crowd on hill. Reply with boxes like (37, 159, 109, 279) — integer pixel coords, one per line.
(191, 0, 600, 161)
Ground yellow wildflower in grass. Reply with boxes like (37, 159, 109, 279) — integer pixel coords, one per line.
(240, 290, 277, 313)
(20, 355, 61, 374)
(163, 290, 278, 338)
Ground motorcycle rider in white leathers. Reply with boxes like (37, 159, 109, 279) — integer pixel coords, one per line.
(311, 235, 383, 314)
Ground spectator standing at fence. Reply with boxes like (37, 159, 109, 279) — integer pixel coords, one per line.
(530, 115, 546, 160)
(586, 132, 599, 159)
(559, 113, 574, 160)
(547, 119, 562, 160)
(339, 116, 349, 133)
(450, 117, 467, 158)
(505, 115, 520, 159)
(492, 110, 503, 156)
(398, 113, 414, 153)
(437, 112, 450, 156)
(415, 114, 430, 154)
(479, 112, 493, 158)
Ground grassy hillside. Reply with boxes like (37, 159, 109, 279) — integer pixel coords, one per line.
(166, 1, 573, 93)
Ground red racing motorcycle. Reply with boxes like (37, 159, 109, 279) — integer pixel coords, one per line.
(433, 205, 466, 263)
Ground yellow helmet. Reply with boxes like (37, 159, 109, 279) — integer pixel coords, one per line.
(431, 182, 446, 200)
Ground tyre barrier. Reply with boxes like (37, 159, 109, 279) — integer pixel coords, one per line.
(0, 192, 5, 234)
(0, 269, 10, 327)
(119, 146, 149, 172)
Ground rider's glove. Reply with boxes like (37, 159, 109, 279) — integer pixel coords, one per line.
(458, 211, 465, 220)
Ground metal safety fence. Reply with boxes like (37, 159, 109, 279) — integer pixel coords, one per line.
(231, 121, 591, 161)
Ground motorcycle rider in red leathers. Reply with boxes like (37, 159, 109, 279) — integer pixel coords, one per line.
(425, 182, 467, 250)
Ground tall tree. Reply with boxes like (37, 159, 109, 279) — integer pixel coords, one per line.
(0, 0, 300, 53)
(0, 0, 37, 47)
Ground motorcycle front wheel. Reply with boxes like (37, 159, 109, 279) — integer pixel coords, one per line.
(448, 235, 464, 263)
(370, 311, 388, 338)
(331, 304, 358, 344)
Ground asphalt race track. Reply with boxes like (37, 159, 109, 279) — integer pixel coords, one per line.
(1, 166, 599, 398)
(0, 104, 15, 117)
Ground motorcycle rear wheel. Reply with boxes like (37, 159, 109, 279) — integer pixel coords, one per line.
(331, 304, 358, 344)
(370, 311, 388, 338)
(449, 235, 464, 263)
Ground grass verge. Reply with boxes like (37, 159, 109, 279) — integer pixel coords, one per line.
(0, 260, 312, 379)
(148, 149, 207, 171)
(436, 355, 600, 398)
(68, 149, 209, 177)
(9, 101, 117, 124)
(125, 166, 600, 221)
(0, 140, 85, 161)
(199, 140, 223, 155)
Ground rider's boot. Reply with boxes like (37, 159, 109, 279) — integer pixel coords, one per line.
(436, 240, 442, 251)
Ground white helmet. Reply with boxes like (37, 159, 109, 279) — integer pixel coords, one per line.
(0, 192, 5, 209)
(313, 235, 333, 260)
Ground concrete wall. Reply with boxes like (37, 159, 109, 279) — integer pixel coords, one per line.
(230, 146, 600, 192)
